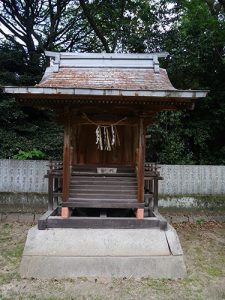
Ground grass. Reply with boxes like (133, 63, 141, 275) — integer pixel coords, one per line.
(0, 272, 21, 285)
(0, 221, 225, 300)
(206, 267, 224, 277)
(0, 223, 24, 265)
(1, 244, 24, 260)
(144, 279, 172, 292)
(196, 217, 205, 225)
(0, 223, 26, 293)
(0, 223, 13, 234)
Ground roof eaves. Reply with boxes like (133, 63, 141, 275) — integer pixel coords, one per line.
(4, 86, 208, 99)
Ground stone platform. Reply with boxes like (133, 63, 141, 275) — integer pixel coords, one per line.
(20, 225, 186, 279)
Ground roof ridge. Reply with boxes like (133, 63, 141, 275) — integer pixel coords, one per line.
(43, 51, 169, 75)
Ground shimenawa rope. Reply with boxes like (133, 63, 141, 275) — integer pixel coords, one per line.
(82, 113, 124, 151)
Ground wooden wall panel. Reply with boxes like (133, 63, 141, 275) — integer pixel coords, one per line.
(75, 125, 138, 166)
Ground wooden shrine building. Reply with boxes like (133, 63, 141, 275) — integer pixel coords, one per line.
(5, 52, 207, 230)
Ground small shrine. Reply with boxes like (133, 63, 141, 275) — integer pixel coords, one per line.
(4, 52, 207, 278)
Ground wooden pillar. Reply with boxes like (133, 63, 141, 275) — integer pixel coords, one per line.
(137, 116, 145, 219)
(72, 125, 78, 165)
(48, 171, 53, 210)
(153, 177, 159, 213)
(61, 111, 71, 218)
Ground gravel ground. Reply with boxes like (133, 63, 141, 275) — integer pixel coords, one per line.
(0, 221, 225, 300)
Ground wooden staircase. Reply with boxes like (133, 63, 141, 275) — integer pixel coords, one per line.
(62, 166, 144, 210)
(39, 162, 167, 230)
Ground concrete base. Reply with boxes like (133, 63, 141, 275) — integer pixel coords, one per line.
(20, 225, 186, 279)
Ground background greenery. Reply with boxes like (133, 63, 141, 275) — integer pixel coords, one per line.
(0, 0, 224, 163)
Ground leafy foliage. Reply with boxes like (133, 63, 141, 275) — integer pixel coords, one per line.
(0, 95, 63, 159)
(13, 149, 46, 160)
(147, 0, 225, 164)
(0, 0, 224, 163)
(0, 43, 63, 160)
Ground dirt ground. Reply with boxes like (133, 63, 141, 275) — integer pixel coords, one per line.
(0, 221, 225, 300)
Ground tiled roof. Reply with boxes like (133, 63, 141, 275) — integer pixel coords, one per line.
(4, 52, 208, 106)
(38, 67, 175, 90)
(36, 52, 176, 91)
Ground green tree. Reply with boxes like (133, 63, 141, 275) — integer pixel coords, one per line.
(0, 42, 63, 159)
(147, 0, 225, 164)
(0, 0, 225, 164)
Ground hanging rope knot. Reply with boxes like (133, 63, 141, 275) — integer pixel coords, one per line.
(83, 113, 125, 151)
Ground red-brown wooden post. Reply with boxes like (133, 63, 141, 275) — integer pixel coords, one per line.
(137, 116, 145, 219)
(153, 177, 159, 213)
(61, 110, 71, 218)
(48, 170, 53, 210)
(71, 125, 75, 165)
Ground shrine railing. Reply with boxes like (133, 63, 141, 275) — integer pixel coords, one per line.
(45, 160, 63, 210)
(45, 161, 163, 214)
(144, 162, 163, 213)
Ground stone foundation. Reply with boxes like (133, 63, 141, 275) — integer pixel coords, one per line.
(20, 225, 186, 279)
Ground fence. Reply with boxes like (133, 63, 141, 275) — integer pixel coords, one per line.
(159, 165, 225, 195)
(0, 159, 48, 193)
(0, 159, 225, 194)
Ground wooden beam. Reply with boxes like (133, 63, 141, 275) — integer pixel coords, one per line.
(137, 116, 145, 203)
(48, 171, 54, 210)
(61, 201, 144, 209)
(62, 109, 71, 206)
(46, 216, 167, 229)
(70, 125, 75, 165)
(72, 125, 78, 165)
(153, 177, 159, 213)
(38, 210, 56, 230)
(71, 120, 138, 126)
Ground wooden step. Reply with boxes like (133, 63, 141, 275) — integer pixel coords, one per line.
(68, 197, 138, 202)
(62, 201, 144, 209)
(69, 193, 137, 199)
(70, 182, 137, 190)
(70, 180, 137, 185)
(72, 173, 136, 177)
(70, 176, 136, 181)
(69, 188, 137, 194)
(68, 173, 138, 206)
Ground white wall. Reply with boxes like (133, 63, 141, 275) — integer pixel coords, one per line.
(159, 165, 225, 194)
(0, 160, 224, 195)
(0, 160, 48, 193)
